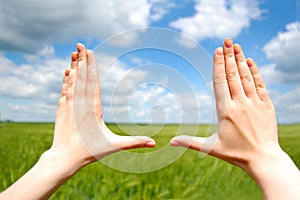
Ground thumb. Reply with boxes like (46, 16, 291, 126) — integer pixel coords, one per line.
(170, 133, 218, 154)
(115, 135, 156, 150)
(99, 120, 156, 151)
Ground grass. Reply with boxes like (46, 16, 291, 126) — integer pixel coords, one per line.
(0, 122, 299, 199)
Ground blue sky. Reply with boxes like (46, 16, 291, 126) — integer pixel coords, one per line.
(0, 0, 299, 124)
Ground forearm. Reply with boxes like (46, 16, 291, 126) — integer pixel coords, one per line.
(0, 150, 85, 200)
(245, 148, 300, 200)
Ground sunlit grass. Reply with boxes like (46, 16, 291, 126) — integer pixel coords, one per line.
(0, 122, 299, 199)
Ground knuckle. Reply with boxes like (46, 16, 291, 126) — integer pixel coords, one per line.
(224, 111, 234, 122)
(241, 74, 252, 83)
(255, 80, 265, 89)
(67, 81, 74, 88)
(226, 70, 238, 80)
(214, 73, 227, 84)
(87, 65, 98, 79)
(250, 67, 259, 76)
(77, 56, 84, 61)
(226, 52, 235, 58)
(237, 56, 245, 64)
(66, 92, 73, 100)
(223, 103, 235, 120)
(77, 71, 86, 81)
(215, 59, 224, 65)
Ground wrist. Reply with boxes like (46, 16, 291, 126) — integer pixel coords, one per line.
(38, 149, 87, 181)
(0, 149, 88, 200)
(245, 144, 285, 172)
(242, 146, 300, 199)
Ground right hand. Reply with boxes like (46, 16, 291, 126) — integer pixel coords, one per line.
(170, 38, 280, 169)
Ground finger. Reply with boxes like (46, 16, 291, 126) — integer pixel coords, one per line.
(170, 135, 204, 151)
(86, 50, 102, 120)
(61, 69, 70, 98)
(223, 38, 244, 99)
(66, 53, 78, 102)
(233, 44, 257, 99)
(57, 69, 70, 110)
(116, 136, 156, 150)
(213, 47, 231, 119)
(86, 50, 99, 87)
(99, 120, 156, 153)
(247, 58, 270, 102)
(75, 43, 87, 98)
(170, 134, 219, 155)
(71, 52, 77, 69)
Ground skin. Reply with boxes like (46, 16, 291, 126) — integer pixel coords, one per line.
(0, 44, 155, 200)
(170, 38, 300, 200)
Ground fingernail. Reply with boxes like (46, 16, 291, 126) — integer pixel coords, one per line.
(146, 141, 156, 148)
(170, 140, 179, 146)
(224, 38, 233, 48)
(65, 69, 70, 76)
(247, 58, 254, 67)
(216, 47, 223, 56)
(71, 52, 77, 61)
(76, 43, 85, 52)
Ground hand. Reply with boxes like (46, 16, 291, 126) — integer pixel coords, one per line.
(0, 44, 155, 200)
(49, 43, 156, 168)
(171, 38, 279, 165)
(170, 38, 300, 199)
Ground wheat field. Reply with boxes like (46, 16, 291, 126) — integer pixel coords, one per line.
(0, 122, 299, 199)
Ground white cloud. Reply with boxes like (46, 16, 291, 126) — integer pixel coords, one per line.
(270, 86, 300, 123)
(38, 46, 55, 57)
(128, 55, 145, 65)
(0, 0, 152, 52)
(257, 22, 300, 123)
(128, 85, 180, 123)
(245, 62, 300, 123)
(256, 65, 300, 121)
(94, 52, 150, 122)
(170, 0, 262, 41)
(97, 54, 148, 95)
(0, 50, 218, 123)
(105, 31, 141, 47)
(260, 64, 300, 86)
(0, 54, 67, 102)
(174, 34, 198, 49)
(262, 21, 300, 83)
(177, 90, 214, 123)
(149, 0, 176, 21)
(0, 100, 57, 122)
(94, 52, 214, 124)
(116, 85, 213, 124)
(0, 54, 16, 74)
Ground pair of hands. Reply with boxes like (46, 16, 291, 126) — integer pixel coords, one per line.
(50, 38, 278, 171)
(49, 39, 300, 200)
(1, 38, 299, 200)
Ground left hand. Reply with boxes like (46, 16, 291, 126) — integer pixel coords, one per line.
(50, 43, 156, 170)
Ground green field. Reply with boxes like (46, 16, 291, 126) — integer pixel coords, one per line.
(0, 122, 299, 199)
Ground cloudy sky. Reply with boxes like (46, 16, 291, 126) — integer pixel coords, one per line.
(0, 0, 299, 124)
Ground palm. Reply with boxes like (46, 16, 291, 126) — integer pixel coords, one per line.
(52, 44, 155, 164)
